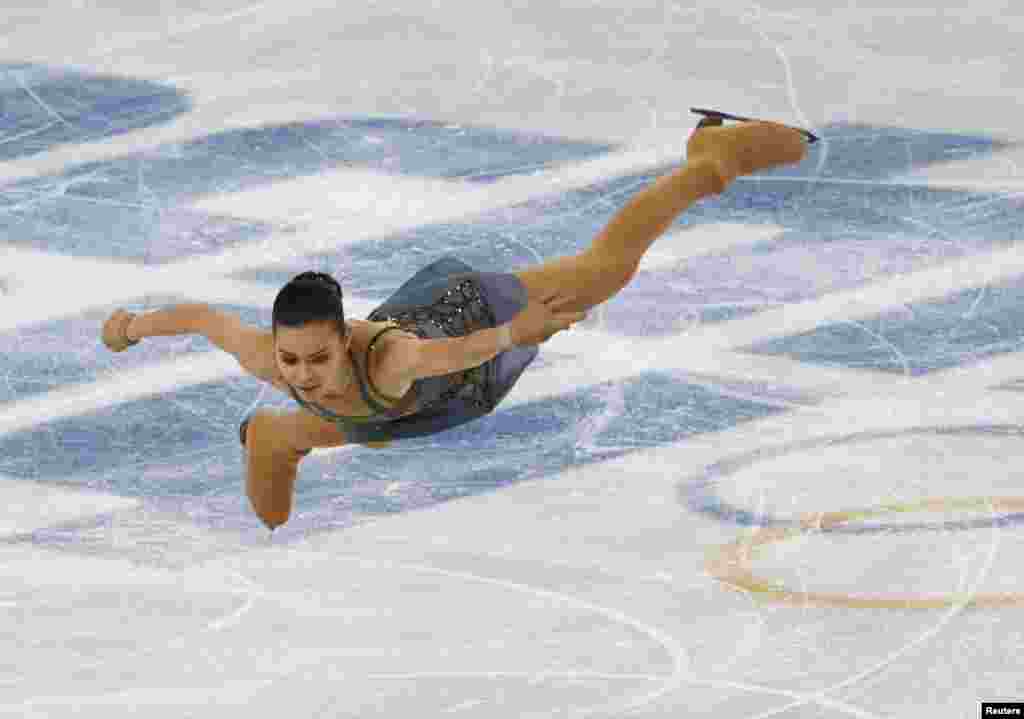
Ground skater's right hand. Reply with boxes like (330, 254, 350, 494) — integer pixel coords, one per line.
(509, 292, 587, 346)
(102, 309, 140, 352)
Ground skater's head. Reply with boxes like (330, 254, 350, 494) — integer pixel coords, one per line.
(273, 272, 354, 400)
(273, 272, 347, 337)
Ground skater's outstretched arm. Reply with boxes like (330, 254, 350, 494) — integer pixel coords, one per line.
(103, 304, 287, 390)
(394, 294, 586, 383)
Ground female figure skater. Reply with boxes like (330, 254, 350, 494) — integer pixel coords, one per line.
(103, 113, 811, 529)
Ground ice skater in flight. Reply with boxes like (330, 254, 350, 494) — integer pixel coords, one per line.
(103, 109, 814, 529)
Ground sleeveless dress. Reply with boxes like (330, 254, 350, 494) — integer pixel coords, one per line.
(287, 256, 538, 442)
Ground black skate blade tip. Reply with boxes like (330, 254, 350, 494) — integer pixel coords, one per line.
(690, 107, 820, 144)
(695, 115, 723, 129)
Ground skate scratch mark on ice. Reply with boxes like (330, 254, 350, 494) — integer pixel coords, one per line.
(0, 565, 267, 698)
(207, 570, 259, 632)
(0, 169, 110, 217)
(317, 554, 892, 718)
(834, 318, 913, 377)
(0, 121, 59, 148)
(330, 554, 891, 719)
(88, 3, 275, 62)
(747, 498, 1003, 719)
(313, 554, 691, 718)
(166, 3, 274, 40)
(59, 195, 157, 210)
(10, 71, 73, 129)
(904, 211, 997, 341)
(953, 286, 991, 340)
(573, 379, 624, 456)
(503, 233, 544, 265)
(952, 193, 1020, 221)
(740, 4, 830, 176)
(901, 215, 954, 245)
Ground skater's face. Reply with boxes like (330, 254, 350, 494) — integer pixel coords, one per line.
(274, 321, 353, 400)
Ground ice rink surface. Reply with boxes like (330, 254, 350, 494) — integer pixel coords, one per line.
(2, 2, 1024, 717)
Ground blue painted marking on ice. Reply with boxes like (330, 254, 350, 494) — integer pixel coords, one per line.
(0, 63, 190, 160)
(0, 372, 780, 485)
(0, 372, 782, 541)
(0, 109, 613, 262)
(746, 274, 1024, 375)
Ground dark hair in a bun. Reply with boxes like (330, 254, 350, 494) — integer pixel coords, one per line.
(272, 271, 347, 337)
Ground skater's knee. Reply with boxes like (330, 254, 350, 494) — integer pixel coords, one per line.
(245, 457, 297, 530)
(248, 493, 292, 529)
(578, 251, 636, 299)
(581, 240, 639, 275)
(516, 251, 636, 313)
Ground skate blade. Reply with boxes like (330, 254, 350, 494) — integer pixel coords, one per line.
(691, 107, 820, 144)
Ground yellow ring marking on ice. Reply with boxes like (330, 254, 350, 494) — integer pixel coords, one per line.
(706, 496, 1024, 609)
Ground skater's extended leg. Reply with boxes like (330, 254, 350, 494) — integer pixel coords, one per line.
(514, 119, 808, 314)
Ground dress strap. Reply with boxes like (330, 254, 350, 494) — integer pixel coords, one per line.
(362, 326, 410, 404)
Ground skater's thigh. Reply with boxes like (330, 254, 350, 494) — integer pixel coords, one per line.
(514, 249, 632, 314)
